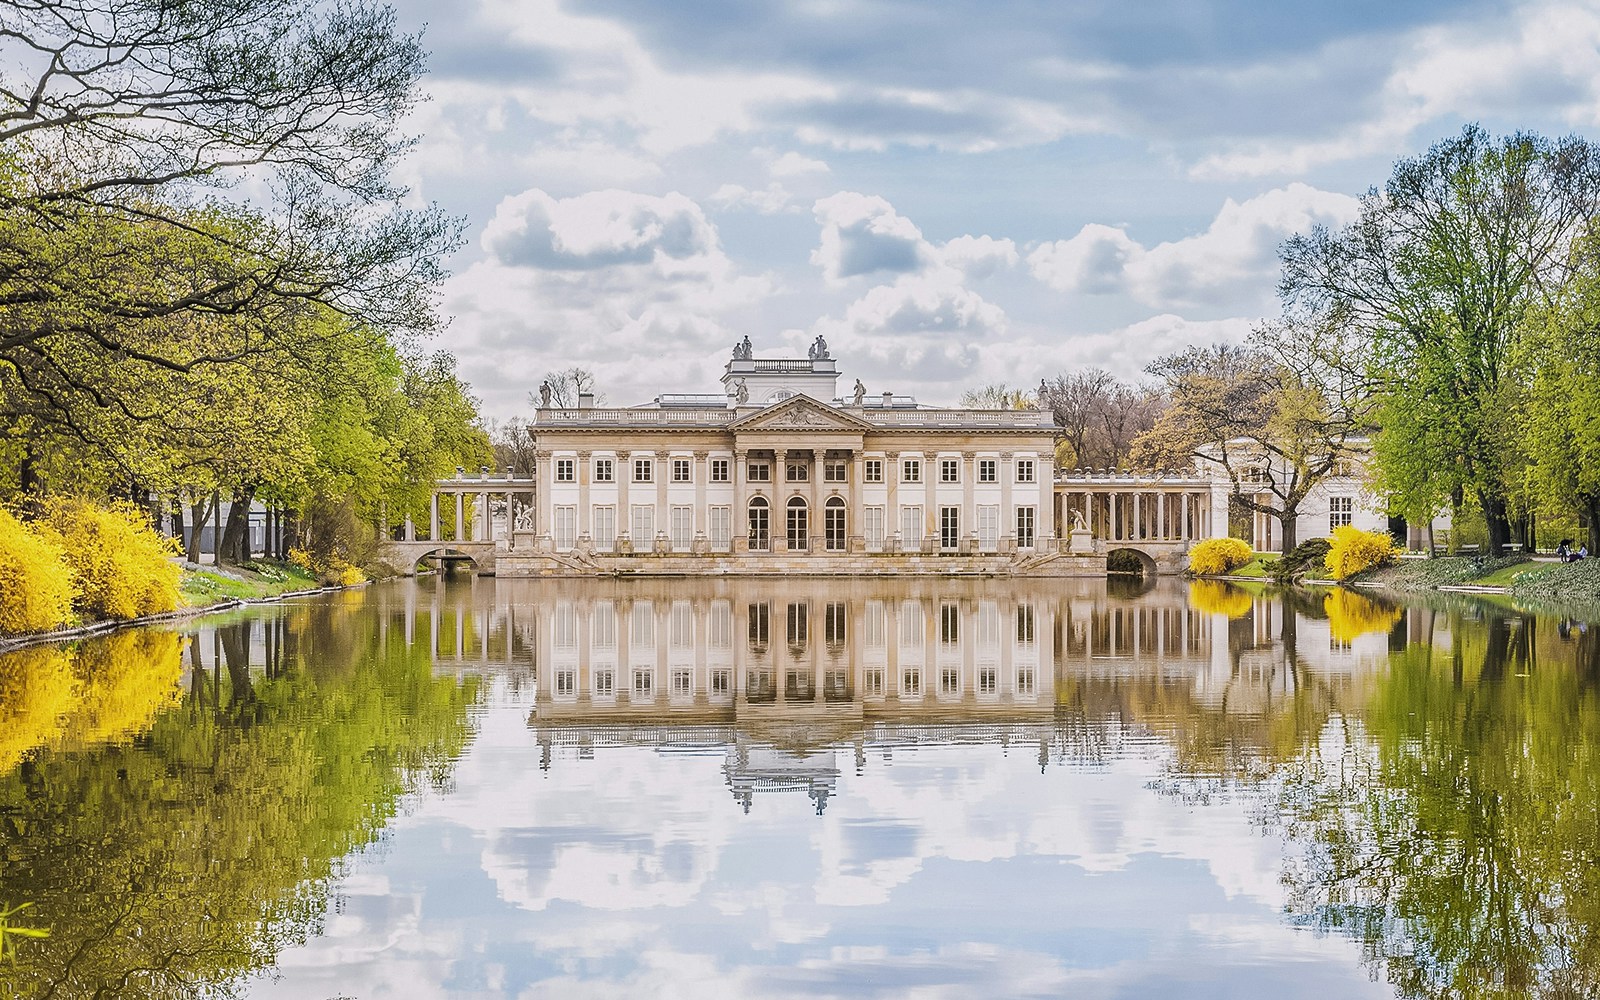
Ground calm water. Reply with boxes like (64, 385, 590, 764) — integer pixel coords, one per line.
(2, 576, 1599, 999)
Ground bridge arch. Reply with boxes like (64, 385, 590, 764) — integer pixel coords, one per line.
(1105, 547, 1158, 578)
(412, 547, 484, 575)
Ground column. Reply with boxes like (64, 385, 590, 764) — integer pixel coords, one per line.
(733, 449, 748, 553)
(693, 450, 708, 542)
(885, 451, 900, 551)
(961, 450, 976, 552)
(655, 450, 669, 552)
(479, 491, 490, 541)
(1133, 492, 1143, 541)
(1037, 459, 1053, 549)
(999, 452, 1014, 549)
(576, 451, 591, 548)
(1157, 492, 1167, 541)
(849, 449, 865, 551)
(430, 492, 439, 542)
(404, 514, 415, 542)
(536, 450, 554, 539)
(617, 451, 632, 549)
(811, 449, 823, 554)
(1181, 492, 1191, 542)
(454, 492, 465, 542)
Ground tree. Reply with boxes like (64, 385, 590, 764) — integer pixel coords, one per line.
(1040, 369, 1164, 470)
(958, 383, 1036, 410)
(1146, 338, 1365, 552)
(535, 367, 603, 408)
(1279, 125, 1600, 552)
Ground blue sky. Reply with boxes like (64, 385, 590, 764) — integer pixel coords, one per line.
(385, 0, 1600, 417)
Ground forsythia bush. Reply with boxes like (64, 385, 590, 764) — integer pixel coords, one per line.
(0, 508, 76, 635)
(1188, 580, 1254, 618)
(1324, 525, 1400, 580)
(37, 498, 182, 620)
(1187, 537, 1254, 575)
(290, 546, 366, 587)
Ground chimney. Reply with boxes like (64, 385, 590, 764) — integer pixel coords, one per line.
(882, 390, 894, 408)
(578, 392, 594, 409)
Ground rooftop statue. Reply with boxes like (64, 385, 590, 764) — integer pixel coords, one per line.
(808, 334, 830, 360)
(732, 336, 753, 360)
(852, 379, 866, 406)
(538, 380, 552, 408)
(734, 378, 749, 404)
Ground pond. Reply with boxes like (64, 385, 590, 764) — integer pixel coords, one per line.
(1, 575, 1598, 999)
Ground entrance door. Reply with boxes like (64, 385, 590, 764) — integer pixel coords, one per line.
(824, 497, 846, 551)
(748, 498, 770, 551)
(786, 497, 809, 551)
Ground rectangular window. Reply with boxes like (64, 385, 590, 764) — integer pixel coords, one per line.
(940, 603, 959, 643)
(710, 601, 732, 648)
(632, 668, 654, 698)
(1016, 604, 1036, 644)
(711, 669, 731, 696)
(1016, 506, 1036, 548)
(977, 505, 999, 551)
(594, 669, 615, 698)
(593, 604, 616, 648)
(555, 458, 575, 483)
(1016, 667, 1035, 696)
(554, 603, 577, 648)
(748, 461, 771, 482)
(709, 506, 732, 549)
(631, 602, 654, 646)
(554, 506, 577, 550)
(978, 667, 997, 695)
(940, 506, 960, 550)
(1330, 496, 1354, 530)
(825, 602, 846, 647)
(633, 458, 653, 483)
(748, 602, 770, 651)
(940, 667, 960, 695)
(593, 506, 617, 550)
(555, 669, 575, 698)
(900, 505, 923, 551)
(1016, 459, 1035, 483)
(865, 669, 885, 696)
(978, 459, 997, 483)
(864, 459, 884, 483)
(710, 458, 730, 482)
(672, 458, 692, 483)
(594, 458, 614, 482)
(824, 461, 847, 483)
(940, 458, 960, 483)
(901, 668, 922, 697)
(786, 462, 809, 483)
(671, 669, 692, 697)
(865, 506, 886, 547)
(630, 505, 654, 544)
(786, 602, 808, 648)
(670, 506, 693, 550)
(902, 459, 921, 483)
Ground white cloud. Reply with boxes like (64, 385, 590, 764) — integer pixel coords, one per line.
(810, 192, 931, 282)
(709, 182, 798, 215)
(937, 234, 1019, 277)
(1027, 184, 1360, 310)
(767, 151, 831, 177)
(482, 188, 718, 269)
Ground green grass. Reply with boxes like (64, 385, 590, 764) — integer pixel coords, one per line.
(1228, 556, 1272, 578)
(1466, 559, 1557, 588)
(179, 561, 320, 608)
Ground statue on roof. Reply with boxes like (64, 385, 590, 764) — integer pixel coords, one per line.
(733, 335, 753, 360)
(734, 378, 749, 404)
(538, 380, 552, 408)
(852, 378, 866, 406)
(808, 334, 830, 360)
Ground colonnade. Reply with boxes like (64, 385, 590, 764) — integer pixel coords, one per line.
(1057, 476, 1217, 545)
(404, 468, 537, 543)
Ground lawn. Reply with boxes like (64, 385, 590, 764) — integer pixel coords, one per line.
(1466, 559, 1559, 589)
(179, 561, 321, 608)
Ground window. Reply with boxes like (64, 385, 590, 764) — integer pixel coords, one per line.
(710, 458, 730, 482)
(710, 601, 732, 648)
(940, 458, 960, 483)
(711, 669, 731, 696)
(900, 505, 923, 551)
(1241, 466, 1270, 485)
(748, 602, 770, 650)
(977, 505, 999, 551)
(555, 458, 575, 482)
(1015, 506, 1036, 548)
(633, 458, 653, 483)
(1331, 458, 1357, 478)
(940, 667, 960, 695)
(748, 497, 770, 551)
(1016, 459, 1035, 483)
(631, 602, 654, 646)
(940, 506, 960, 550)
(865, 669, 885, 696)
(865, 506, 886, 547)
(671, 669, 692, 697)
(593, 506, 617, 550)
(1016, 604, 1036, 644)
(786, 462, 809, 483)
(824, 460, 847, 483)
(940, 603, 960, 643)
(555, 603, 577, 648)
(786, 602, 808, 649)
(864, 459, 884, 483)
(554, 506, 576, 550)
(630, 505, 654, 544)
(594, 458, 614, 483)
(786, 497, 808, 550)
(978, 667, 997, 695)
(672, 458, 692, 483)
(978, 459, 997, 483)
(592, 604, 616, 648)
(825, 601, 846, 647)
(1016, 667, 1035, 696)
(709, 506, 732, 549)
(633, 668, 654, 698)
(902, 459, 921, 483)
(748, 461, 771, 482)
(1330, 496, 1354, 530)
(670, 506, 693, 550)
(594, 669, 615, 698)
(824, 497, 846, 552)
(555, 669, 575, 698)
(901, 668, 922, 696)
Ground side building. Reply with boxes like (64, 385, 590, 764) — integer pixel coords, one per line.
(497, 342, 1079, 576)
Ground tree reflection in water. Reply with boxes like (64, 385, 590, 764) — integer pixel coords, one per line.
(0, 594, 480, 1000)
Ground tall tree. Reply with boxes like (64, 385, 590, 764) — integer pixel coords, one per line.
(1279, 125, 1600, 551)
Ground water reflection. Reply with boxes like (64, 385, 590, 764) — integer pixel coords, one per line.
(1, 578, 1599, 999)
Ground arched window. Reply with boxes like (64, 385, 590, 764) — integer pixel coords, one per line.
(786, 496, 808, 551)
(824, 496, 846, 552)
(748, 497, 770, 552)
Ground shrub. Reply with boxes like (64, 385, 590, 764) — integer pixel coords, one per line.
(1325, 525, 1401, 580)
(1274, 538, 1333, 583)
(37, 498, 182, 620)
(0, 645, 78, 771)
(0, 508, 76, 635)
(1187, 537, 1254, 575)
(1324, 590, 1403, 643)
(1188, 580, 1254, 618)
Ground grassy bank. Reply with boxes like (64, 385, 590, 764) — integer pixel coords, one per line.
(178, 561, 322, 608)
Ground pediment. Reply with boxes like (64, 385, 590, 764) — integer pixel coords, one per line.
(730, 395, 876, 433)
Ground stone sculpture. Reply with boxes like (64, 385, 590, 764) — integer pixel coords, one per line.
(538, 380, 552, 407)
(852, 378, 866, 406)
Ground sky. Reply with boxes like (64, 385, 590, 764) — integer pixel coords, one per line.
(382, 0, 1600, 418)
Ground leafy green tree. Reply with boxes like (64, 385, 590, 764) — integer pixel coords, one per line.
(1280, 125, 1600, 552)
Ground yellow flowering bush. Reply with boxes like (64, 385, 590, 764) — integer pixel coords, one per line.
(0, 645, 77, 772)
(1324, 525, 1400, 580)
(70, 631, 184, 744)
(1187, 537, 1254, 575)
(1188, 580, 1254, 618)
(37, 498, 182, 619)
(0, 507, 76, 635)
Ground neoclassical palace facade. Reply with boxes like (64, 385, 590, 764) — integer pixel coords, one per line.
(497, 343, 1074, 575)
